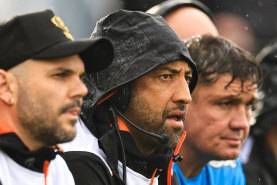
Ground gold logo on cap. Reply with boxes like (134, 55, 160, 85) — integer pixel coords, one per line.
(51, 16, 74, 40)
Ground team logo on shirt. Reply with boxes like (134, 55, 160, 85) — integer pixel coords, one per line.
(209, 160, 237, 168)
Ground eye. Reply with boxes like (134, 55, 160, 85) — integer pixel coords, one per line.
(52, 71, 71, 79)
(80, 73, 86, 81)
(246, 102, 254, 110)
(218, 101, 232, 107)
(159, 74, 170, 80)
(54, 72, 67, 78)
(185, 76, 192, 84)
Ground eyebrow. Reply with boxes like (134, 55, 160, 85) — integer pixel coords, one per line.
(214, 95, 258, 104)
(55, 67, 85, 76)
(158, 66, 193, 76)
(56, 67, 73, 72)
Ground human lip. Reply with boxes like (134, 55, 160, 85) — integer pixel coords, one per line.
(64, 107, 81, 119)
(221, 137, 242, 146)
(166, 110, 185, 128)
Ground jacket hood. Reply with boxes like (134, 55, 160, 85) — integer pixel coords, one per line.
(83, 9, 197, 109)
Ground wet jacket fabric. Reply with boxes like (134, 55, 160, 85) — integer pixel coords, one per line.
(243, 136, 277, 185)
(0, 118, 75, 185)
(61, 9, 197, 185)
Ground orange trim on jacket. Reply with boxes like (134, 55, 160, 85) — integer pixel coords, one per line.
(97, 91, 117, 106)
(0, 117, 14, 134)
(43, 160, 50, 185)
(167, 131, 186, 185)
(117, 117, 131, 132)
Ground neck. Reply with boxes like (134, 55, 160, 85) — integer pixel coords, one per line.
(117, 117, 158, 155)
(0, 114, 43, 151)
(265, 124, 277, 160)
(178, 140, 209, 178)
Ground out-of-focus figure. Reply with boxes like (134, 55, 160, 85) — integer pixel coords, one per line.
(146, 0, 218, 39)
(242, 41, 277, 185)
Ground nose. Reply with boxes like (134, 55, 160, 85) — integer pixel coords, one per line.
(69, 77, 88, 99)
(230, 106, 249, 130)
(172, 78, 192, 104)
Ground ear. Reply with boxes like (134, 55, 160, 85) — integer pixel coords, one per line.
(0, 69, 16, 105)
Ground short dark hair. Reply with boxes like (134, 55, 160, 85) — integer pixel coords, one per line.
(184, 34, 261, 89)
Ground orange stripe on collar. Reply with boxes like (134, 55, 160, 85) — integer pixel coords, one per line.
(0, 117, 14, 134)
(97, 91, 117, 106)
(117, 116, 131, 132)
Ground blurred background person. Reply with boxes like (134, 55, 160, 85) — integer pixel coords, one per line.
(242, 41, 277, 185)
(146, 0, 219, 39)
(202, 0, 277, 54)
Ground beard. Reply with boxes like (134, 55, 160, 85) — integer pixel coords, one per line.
(122, 91, 186, 149)
(16, 83, 81, 147)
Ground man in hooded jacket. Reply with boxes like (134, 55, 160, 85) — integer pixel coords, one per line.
(0, 10, 114, 185)
(60, 9, 198, 185)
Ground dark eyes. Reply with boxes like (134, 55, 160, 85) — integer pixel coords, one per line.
(185, 76, 192, 85)
(53, 71, 85, 81)
(54, 72, 68, 78)
(159, 74, 192, 85)
(159, 74, 170, 80)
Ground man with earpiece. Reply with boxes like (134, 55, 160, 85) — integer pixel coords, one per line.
(60, 9, 198, 185)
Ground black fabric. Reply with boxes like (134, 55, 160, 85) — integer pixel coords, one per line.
(120, 131, 172, 178)
(62, 151, 121, 185)
(0, 9, 113, 73)
(98, 129, 120, 176)
(0, 133, 58, 172)
(243, 136, 277, 185)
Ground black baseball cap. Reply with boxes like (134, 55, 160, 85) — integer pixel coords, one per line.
(0, 9, 114, 73)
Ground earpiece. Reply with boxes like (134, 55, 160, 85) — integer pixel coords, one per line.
(110, 84, 130, 111)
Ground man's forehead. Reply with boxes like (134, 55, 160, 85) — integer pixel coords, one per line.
(213, 75, 258, 96)
(155, 60, 192, 71)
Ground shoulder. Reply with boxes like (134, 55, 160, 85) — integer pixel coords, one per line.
(62, 151, 118, 185)
(206, 158, 245, 185)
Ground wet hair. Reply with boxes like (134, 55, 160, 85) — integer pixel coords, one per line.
(184, 34, 262, 89)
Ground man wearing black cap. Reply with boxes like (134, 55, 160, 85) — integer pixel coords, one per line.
(60, 9, 197, 185)
(0, 9, 113, 185)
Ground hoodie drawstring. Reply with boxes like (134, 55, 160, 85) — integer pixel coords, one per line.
(43, 160, 50, 185)
(167, 131, 186, 185)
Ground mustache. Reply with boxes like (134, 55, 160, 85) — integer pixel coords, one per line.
(165, 104, 187, 114)
(59, 99, 82, 114)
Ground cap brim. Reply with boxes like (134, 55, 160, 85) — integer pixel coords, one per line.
(33, 37, 114, 73)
